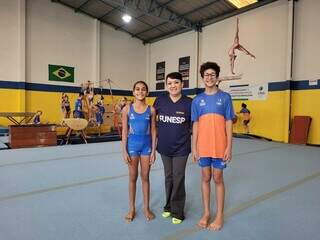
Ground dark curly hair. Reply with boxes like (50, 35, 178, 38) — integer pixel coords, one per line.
(200, 62, 220, 78)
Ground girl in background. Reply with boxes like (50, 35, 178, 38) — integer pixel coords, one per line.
(239, 103, 251, 133)
(61, 93, 71, 118)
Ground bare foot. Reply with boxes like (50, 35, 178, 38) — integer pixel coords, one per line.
(208, 215, 224, 231)
(125, 210, 135, 222)
(143, 209, 155, 221)
(197, 215, 210, 229)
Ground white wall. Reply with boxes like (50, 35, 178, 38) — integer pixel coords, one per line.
(201, 0, 290, 86)
(1, 0, 319, 91)
(148, 31, 197, 91)
(293, 0, 320, 80)
(26, 0, 95, 86)
(100, 24, 146, 90)
(0, 0, 21, 81)
(147, 0, 292, 90)
(24, 0, 146, 90)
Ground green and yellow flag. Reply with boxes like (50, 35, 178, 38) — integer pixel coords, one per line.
(48, 64, 74, 83)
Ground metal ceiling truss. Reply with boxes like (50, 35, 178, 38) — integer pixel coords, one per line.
(75, 0, 92, 12)
(97, 0, 163, 31)
(144, 0, 281, 43)
(52, 0, 281, 43)
(133, 0, 220, 39)
(114, 0, 175, 30)
(99, 0, 196, 30)
(95, 0, 167, 37)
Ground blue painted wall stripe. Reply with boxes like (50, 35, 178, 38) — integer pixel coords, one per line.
(291, 80, 320, 90)
(268, 80, 291, 91)
(0, 81, 26, 89)
(0, 79, 319, 96)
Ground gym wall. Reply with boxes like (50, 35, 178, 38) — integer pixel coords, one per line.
(147, 0, 320, 144)
(1, 0, 319, 144)
(0, 0, 146, 126)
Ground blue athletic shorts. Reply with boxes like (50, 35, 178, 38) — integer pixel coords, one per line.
(127, 135, 151, 157)
(199, 157, 227, 169)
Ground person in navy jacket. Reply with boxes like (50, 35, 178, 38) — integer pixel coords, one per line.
(153, 72, 192, 224)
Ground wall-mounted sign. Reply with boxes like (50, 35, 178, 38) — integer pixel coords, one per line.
(309, 79, 318, 86)
(179, 56, 190, 88)
(156, 61, 165, 90)
(222, 83, 268, 100)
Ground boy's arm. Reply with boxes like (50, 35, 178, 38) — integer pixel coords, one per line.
(192, 121, 199, 163)
(224, 120, 233, 161)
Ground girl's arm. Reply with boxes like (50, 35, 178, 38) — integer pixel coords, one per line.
(121, 105, 131, 164)
(150, 106, 157, 164)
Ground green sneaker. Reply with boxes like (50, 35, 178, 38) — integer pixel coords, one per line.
(161, 211, 171, 218)
(172, 217, 183, 224)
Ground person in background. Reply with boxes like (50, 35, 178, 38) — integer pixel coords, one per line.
(61, 93, 71, 118)
(95, 99, 105, 135)
(115, 97, 128, 137)
(74, 92, 84, 118)
(239, 103, 251, 134)
(33, 110, 42, 124)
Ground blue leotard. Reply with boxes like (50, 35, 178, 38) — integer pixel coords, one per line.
(127, 104, 152, 157)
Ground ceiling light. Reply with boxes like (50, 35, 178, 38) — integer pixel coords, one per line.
(122, 14, 132, 23)
(227, 0, 257, 9)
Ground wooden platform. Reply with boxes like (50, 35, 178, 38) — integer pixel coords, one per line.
(9, 124, 57, 149)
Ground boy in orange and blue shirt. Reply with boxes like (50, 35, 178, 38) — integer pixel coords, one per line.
(192, 62, 235, 231)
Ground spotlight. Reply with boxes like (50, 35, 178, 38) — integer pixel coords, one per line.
(122, 14, 132, 23)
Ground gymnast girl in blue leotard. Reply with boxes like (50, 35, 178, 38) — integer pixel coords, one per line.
(121, 81, 156, 222)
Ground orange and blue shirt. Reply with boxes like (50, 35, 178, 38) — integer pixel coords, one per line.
(191, 90, 235, 158)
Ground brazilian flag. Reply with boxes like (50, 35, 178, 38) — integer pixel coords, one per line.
(49, 64, 74, 83)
